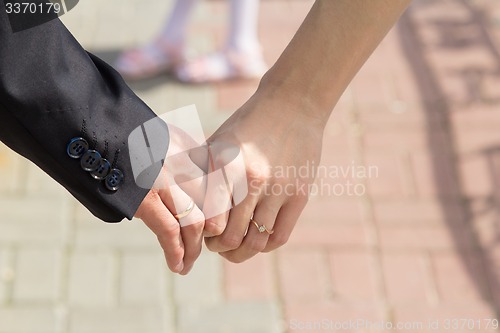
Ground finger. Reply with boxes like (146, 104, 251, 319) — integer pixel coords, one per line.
(179, 219, 204, 275)
(138, 191, 185, 273)
(162, 148, 207, 209)
(219, 197, 281, 263)
(158, 185, 205, 275)
(204, 190, 259, 253)
(262, 196, 308, 253)
(203, 141, 248, 237)
(202, 168, 232, 237)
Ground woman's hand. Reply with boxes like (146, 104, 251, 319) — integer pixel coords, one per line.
(203, 0, 411, 263)
(204, 89, 325, 263)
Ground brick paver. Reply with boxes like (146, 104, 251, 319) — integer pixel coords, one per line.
(223, 254, 276, 301)
(1, 0, 500, 332)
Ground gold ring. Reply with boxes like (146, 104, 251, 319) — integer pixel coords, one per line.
(174, 200, 195, 220)
(251, 218, 274, 235)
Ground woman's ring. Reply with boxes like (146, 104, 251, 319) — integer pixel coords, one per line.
(251, 218, 274, 235)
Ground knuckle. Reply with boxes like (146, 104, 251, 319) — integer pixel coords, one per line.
(183, 221, 205, 235)
(268, 233, 289, 249)
(148, 188, 161, 198)
(220, 235, 243, 250)
(248, 239, 267, 252)
(192, 206, 206, 220)
(246, 166, 269, 187)
(164, 247, 184, 262)
(205, 238, 226, 253)
(194, 219, 206, 231)
(204, 219, 225, 236)
(160, 222, 180, 240)
(229, 256, 247, 264)
(222, 252, 247, 264)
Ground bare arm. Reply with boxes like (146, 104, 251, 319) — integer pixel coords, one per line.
(262, 0, 412, 121)
(205, 0, 412, 262)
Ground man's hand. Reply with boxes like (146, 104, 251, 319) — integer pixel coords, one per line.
(135, 124, 209, 275)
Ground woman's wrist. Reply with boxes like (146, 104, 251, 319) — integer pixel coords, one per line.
(255, 70, 331, 131)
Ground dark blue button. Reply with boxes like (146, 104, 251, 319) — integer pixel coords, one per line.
(105, 169, 124, 191)
(90, 158, 111, 180)
(67, 137, 88, 159)
(80, 150, 102, 172)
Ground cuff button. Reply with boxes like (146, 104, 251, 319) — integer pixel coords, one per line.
(105, 169, 124, 191)
(67, 137, 89, 159)
(80, 150, 102, 172)
(90, 158, 111, 180)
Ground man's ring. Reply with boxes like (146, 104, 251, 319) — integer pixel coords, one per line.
(251, 218, 274, 235)
(174, 200, 195, 220)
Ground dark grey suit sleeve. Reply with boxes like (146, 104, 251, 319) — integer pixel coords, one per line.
(0, 0, 167, 222)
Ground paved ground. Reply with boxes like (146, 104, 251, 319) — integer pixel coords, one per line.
(1, 0, 500, 332)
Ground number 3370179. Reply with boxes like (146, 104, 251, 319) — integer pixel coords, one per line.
(5, 2, 62, 14)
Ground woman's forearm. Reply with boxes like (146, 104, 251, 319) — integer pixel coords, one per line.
(259, 0, 411, 123)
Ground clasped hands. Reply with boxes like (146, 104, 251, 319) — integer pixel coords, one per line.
(135, 92, 324, 275)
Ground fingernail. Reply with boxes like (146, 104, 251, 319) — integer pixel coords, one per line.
(175, 262, 184, 272)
